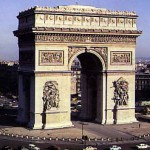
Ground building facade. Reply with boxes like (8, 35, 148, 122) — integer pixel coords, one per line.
(136, 73, 150, 101)
(14, 5, 141, 129)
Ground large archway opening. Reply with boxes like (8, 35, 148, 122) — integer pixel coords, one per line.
(71, 52, 103, 122)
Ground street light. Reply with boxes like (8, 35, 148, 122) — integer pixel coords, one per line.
(82, 135, 88, 148)
(80, 122, 88, 140)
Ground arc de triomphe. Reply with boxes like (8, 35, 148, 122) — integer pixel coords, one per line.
(14, 5, 141, 129)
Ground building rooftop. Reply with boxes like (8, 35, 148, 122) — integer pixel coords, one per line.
(19, 5, 137, 17)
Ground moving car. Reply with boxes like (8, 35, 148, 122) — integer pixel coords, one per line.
(136, 143, 150, 149)
(83, 146, 97, 150)
(109, 145, 121, 150)
(28, 144, 40, 150)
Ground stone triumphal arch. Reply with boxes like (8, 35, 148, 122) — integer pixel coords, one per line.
(14, 5, 141, 129)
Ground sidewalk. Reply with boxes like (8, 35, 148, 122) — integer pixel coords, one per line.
(0, 115, 150, 140)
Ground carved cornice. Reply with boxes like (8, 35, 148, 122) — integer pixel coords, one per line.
(14, 28, 33, 36)
(14, 27, 142, 37)
(33, 27, 142, 35)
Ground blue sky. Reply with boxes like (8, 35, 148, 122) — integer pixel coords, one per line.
(0, 0, 149, 60)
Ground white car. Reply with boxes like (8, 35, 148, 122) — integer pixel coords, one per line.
(110, 145, 121, 150)
(28, 144, 40, 150)
(20, 147, 29, 150)
(136, 143, 150, 149)
(83, 146, 97, 150)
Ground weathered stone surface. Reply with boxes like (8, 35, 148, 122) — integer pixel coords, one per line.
(14, 5, 141, 129)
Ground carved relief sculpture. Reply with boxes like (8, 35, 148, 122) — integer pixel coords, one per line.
(68, 47, 108, 65)
(39, 50, 63, 65)
(109, 18, 116, 27)
(125, 18, 132, 27)
(100, 17, 108, 26)
(43, 81, 60, 112)
(91, 47, 108, 65)
(17, 5, 139, 32)
(111, 51, 131, 65)
(35, 33, 137, 44)
(117, 18, 125, 27)
(68, 47, 86, 62)
(13, 4, 142, 128)
(112, 77, 129, 106)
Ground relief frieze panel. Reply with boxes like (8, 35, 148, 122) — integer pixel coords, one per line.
(35, 33, 136, 44)
(110, 51, 132, 65)
(83, 17, 91, 26)
(117, 18, 125, 27)
(64, 16, 73, 25)
(39, 50, 64, 66)
(100, 17, 108, 26)
(108, 18, 116, 27)
(19, 5, 139, 31)
(132, 19, 136, 28)
(33, 13, 137, 30)
(91, 17, 99, 26)
(125, 18, 132, 28)
(49, 15, 54, 21)
(44, 14, 55, 24)
(73, 16, 82, 25)
(55, 15, 64, 25)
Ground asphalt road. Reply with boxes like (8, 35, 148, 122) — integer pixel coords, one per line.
(0, 110, 150, 149)
(0, 135, 150, 150)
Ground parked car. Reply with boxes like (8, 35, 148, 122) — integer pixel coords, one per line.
(109, 145, 121, 150)
(136, 143, 150, 149)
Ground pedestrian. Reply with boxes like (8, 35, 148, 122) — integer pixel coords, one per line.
(139, 123, 141, 128)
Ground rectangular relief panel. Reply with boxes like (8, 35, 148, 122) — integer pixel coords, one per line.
(110, 51, 132, 65)
(39, 50, 64, 66)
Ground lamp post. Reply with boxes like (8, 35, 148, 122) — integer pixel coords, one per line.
(79, 122, 88, 144)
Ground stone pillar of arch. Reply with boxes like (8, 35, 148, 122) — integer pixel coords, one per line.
(14, 5, 141, 129)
